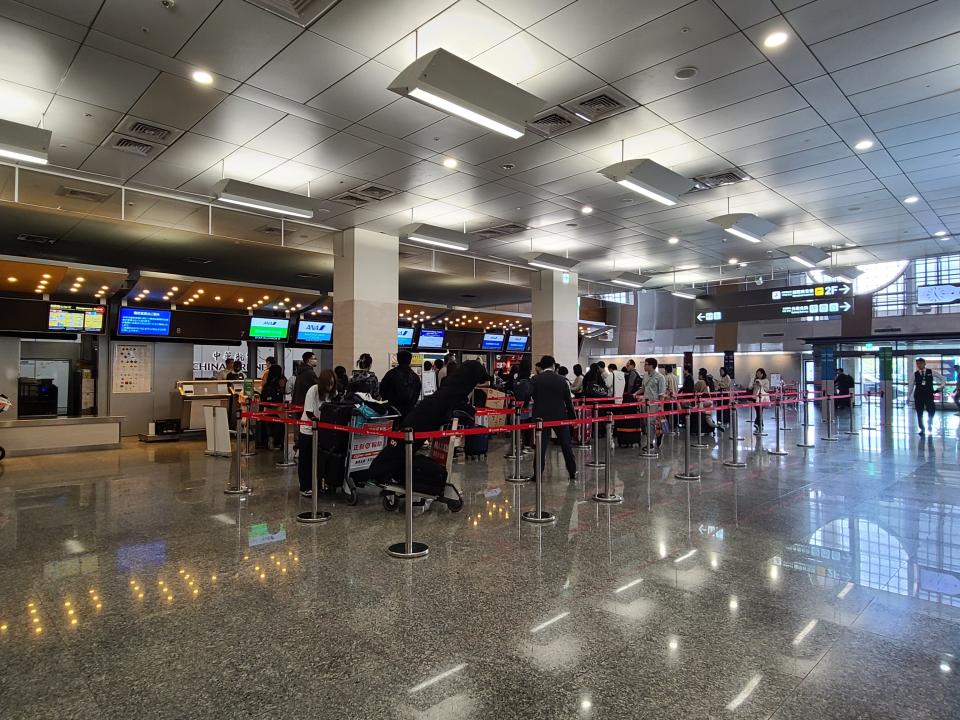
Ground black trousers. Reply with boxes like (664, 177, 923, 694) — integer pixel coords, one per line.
(538, 426, 577, 478)
(297, 432, 314, 492)
(915, 395, 935, 428)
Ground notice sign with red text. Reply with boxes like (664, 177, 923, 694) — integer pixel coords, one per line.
(347, 421, 392, 472)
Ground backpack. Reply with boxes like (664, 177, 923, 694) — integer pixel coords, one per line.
(513, 378, 533, 403)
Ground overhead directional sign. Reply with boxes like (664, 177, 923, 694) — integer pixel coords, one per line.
(695, 299, 854, 324)
(697, 282, 851, 311)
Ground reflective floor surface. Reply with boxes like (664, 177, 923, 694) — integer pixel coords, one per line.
(1, 406, 959, 719)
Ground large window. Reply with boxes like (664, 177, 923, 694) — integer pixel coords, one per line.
(868, 254, 960, 318)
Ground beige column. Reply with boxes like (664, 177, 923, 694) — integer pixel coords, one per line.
(531, 268, 579, 369)
(332, 228, 398, 378)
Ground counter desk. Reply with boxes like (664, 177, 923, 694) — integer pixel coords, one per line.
(0, 415, 124, 457)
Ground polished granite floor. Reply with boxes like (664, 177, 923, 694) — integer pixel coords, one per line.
(1, 405, 959, 719)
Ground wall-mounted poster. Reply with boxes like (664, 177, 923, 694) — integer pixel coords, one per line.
(112, 344, 152, 394)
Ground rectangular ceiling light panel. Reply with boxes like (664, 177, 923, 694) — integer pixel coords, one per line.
(527, 252, 579, 272)
(599, 159, 694, 207)
(389, 49, 545, 139)
(0, 118, 51, 165)
(400, 222, 471, 252)
(213, 178, 314, 219)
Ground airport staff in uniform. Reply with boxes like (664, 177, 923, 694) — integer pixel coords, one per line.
(912, 357, 942, 434)
(529, 355, 578, 482)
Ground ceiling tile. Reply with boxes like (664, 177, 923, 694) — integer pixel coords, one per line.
(176, 0, 300, 81)
(743, 17, 825, 84)
(159, 132, 237, 171)
(18, 0, 102, 26)
(788, 0, 929, 45)
(511, 154, 599, 185)
(253, 160, 327, 192)
(296, 132, 380, 170)
(336, 147, 420, 181)
(647, 63, 787, 123)
(851, 67, 960, 116)
(0, 79, 52, 125)
(712, 0, 780, 27)
(700, 108, 825, 153)
(312, 0, 457, 57)
(471, 31, 566, 84)
(129, 73, 226, 130)
(80, 146, 154, 179)
(376, 160, 450, 190)
(307, 60, 400, 122)
(447, 131, 541, 165)
(831, 32, 960, 95)
(555, 107, 666, 153)
(864, 91, 960, 133)
(482, 140, 573, 175)
(92, 0, 219, 56)
(416, 0, 519, 59)
(221, 147, 286, 182)
(247, 31, 366, 103)
(478, 0, 574, 28)
(675, 87, 809, 138)
(793, 76, 857, 123)
(131, 160, 203, 190)
(192, 95, 285, 145)
(358, 98, 447, 137)
(47, 138, 97, 168)
(519, 61, 603, 108)
(403, 116, 487, 152)
(412, 172, 487, 200)
(529, 0, 687, 57)
(42, 95, 122, 146)
(58, 46, 158, 112)
(0, 16, 79, 92)
(246, 115, 337, 159)
(307, 172, 367, 198)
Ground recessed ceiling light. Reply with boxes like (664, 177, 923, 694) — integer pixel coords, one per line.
(34, 288, 42, 293)
(739, 262, 748, 267)
(214, 295, 221, 301)
(674, 66, 698, 80)
(171, 286, 179, 291)
(100, 285, 108, 290)
(904, 195, 919, 204)
(763, 31, 788, 48)
(6, 276, 16, 282)
(668, 237, 679, 244)
(237, 298, 244, 303)
(442, 157, 458, 169)
(69, 287, 78, 293)
(38, 280, 47, 286)
(581, 205, 593, 215)
(934, 230, 947, 237)
(500, 163, 515, 170)
(263, 295, 269, 300)
(854, 139, 874, 151)
(191, 70, 214, 85)
(728, 258, 738, 265)
(197, 289, 204, 294)
(41, 273, 51, 279)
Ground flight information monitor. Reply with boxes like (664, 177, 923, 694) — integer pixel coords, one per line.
(249, 317, 289, 340)
(397, 327, 414, 347)
(117, 307, 171, 336)
(296, 320, 332, 343)
(481, 333, 505, 351)
(506, 335, 528, 352)
(48, 303, 105, 333)
(417, 329, 445, 349)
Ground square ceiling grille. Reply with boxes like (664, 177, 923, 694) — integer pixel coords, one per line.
(562, 87, 637, 122)
(690, 168, 750, 191)
(526, 107, 586, 138)
(469, 223, 529, 240)
(246, 0, 341, 26)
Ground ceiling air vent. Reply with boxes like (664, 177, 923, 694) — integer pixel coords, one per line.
(690, 168, 750, 191)
(112, 136, 157, 157)
(183, 257, 213, 265)
(562, 86, 637, 122)
(353, 183, 397, 200)
(246, 0, 341, 26)
(55, 186, 111, 203)
(331, 191, 371, 207)
(255, 224, 293, 238)
(526, 107, 585, 139)
(17, 233, 57, 245)
(469, 223, 528, 241)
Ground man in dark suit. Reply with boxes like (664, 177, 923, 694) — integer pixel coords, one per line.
(529, 355, 578, 481)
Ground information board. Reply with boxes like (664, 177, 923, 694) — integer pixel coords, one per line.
(697, 282, 852, 312)
(48, 303, 105, 333)
(295, 320, 332, 343)
(418, 329, 445, 349)
(696, 299, 853, 323)
(481, 333, 505, 351)
(112, 343, 152, 394)
(118, 308, 171, 336)
(397, 327, 414, 347)
(506, 335, 528, 352)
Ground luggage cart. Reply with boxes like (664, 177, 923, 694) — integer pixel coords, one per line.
(334, 414, 399, 505)
(378, 418, 464, 513)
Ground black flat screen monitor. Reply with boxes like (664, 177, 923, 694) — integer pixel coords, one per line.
(117, 307, 171, 336)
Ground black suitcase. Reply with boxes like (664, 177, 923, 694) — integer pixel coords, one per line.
(316, 403, 354, 452)
(412, 454, 448, 496)
(464, 432, 489, 460)
(613, 407, 641, 447)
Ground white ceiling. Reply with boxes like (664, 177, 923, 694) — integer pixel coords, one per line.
(1, 0, 958, 288)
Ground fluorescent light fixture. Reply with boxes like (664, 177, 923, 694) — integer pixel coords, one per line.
(728, 258, 738, 264)
(825, 266, 863, 284)
(674, 548, 698, 563)
(574, 112, 591, 122)
(408, 663, 467, 693)
(599, 159, 693, 206)
(0, 118, 51, 165)
(934, 230, 947, 237)
(791, 619, 818, 646)
(854, 139, 874, 151)
(726, 674, 763, 711)
(671, 291, 696, 300)
(527, 253, 579, 272)
(609, 272, 651, 289)
(837, 582, 854, 600)
(213, 178, 314, 219)
(708, 213, 776, 244)
(613, 577, 643, 594)
(530, 611, 570, 633)
(400, 222, 471, 252)
(788, 245, 829, 269)
(390, 49, 545, 139)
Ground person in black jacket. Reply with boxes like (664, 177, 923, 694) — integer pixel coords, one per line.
(291, 352, 318, 408)
(834, 367, 854, 410)
(379, 350, 422, 421)
(913, 357, 939, 434)
(369, 360, 489, 483)
(529, 355, 578, 481)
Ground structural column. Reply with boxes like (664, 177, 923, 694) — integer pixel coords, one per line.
(531, 269, 578, 369)
(332, 228, 399, 378)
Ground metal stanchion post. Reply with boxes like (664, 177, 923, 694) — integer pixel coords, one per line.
(297, 419, 331, 524)
(575, 403, 592, 449)
(844, 395, 859, 435)
(506, 405, 527, 483)
(275, 402, 296, 467)
(862, 391, 876, 431)
(797, 392, 815, 448)
(522, 419, 555, 524)
(767, 398, 788, 456)
(675, 405, 700, 480)
(587, 405, 605, 468)
(639, 401, 658, 458)
(593, 413, 622, 503)
(724, 399, 746, 468)
(225, 406, 252, 495)
(242, 398, 257, 457)
(822, 395, 838, 441)
(690, 395, 709, 449)
(505, 402, 519, 460)
(387, 429, 428, 556)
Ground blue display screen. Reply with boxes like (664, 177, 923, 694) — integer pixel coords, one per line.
(117, 307, 171, 336)
(418, 329, 445, 349)
(397, 327, 414, 347)
(481, 333, 505, 351)
(296, 320, 332, 343)
(506, 335, 528, 352)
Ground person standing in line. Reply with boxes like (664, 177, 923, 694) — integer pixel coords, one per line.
(911, 357, 942, 434)
(624, 359, 642, 401)
(434, 358, 447, 383)
(297, 369, 338, 497)
(717, 367, 732, 428)
(608, 363, 625, 400)
(641, 357, 667, 446)
(258, 364, 286, 449)
(834, 367, 854, 410)
(290, 352, 318, 451)
(662, 364, 679, 430)
(752, 368, 770, 435)
(348, 353, 379, 397)
(571, 364, 584, 396)
(558, 365, 573, 389)
(528, 355, 578, 481)
(380, 350, 422, 423)
(601, 362, 613, 396)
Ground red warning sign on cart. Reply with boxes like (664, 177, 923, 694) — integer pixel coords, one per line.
(347, 421, 393, 472)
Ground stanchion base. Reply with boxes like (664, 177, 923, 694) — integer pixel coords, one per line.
(592, 492, 622, 504)
(821, 437, 839, 442)
(723, 461, 747, 468)
(521, 510, 556, 524)
(690, 442, 710, 450)
(504, 452, 518, 460)
(296, 510, 331, 524)
(638, 450, 659, 458)
(224, 486, 252, 495)
(844, 431, 860, 436)
(674, 472, 701, 481)
(767, 449, 789, 456)
(796, 442, 815, 448)
(387, 541, 429, 559)
(575, 443, 592, 450)
(586, 461, 606, 468)
(505, 476, 529, 484)
(275, 461, 296, 468)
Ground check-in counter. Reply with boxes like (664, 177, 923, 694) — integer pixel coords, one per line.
(0, 416, 123, 457)
(175, 379, 258, 430)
